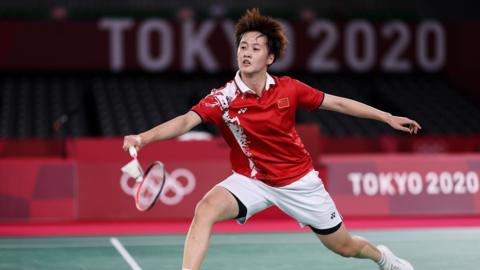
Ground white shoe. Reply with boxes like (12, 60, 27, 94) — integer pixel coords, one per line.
(377, 245, 414, 270)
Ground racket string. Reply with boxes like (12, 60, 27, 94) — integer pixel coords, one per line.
(159, 169, 196, 205)
(135, 162, 165, 211)
(134, 164, 197, 209)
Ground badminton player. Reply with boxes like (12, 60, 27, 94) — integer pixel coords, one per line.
(123, 8, 420, 270)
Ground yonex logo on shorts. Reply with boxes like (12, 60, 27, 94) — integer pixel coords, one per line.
(330, 212, 336, 219)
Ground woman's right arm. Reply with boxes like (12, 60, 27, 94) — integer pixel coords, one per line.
(122, 111, 202, 152)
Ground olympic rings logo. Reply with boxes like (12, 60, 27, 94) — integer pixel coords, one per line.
(120, 168, 196, 205)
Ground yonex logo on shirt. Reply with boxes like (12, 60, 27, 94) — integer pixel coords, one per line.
(191, 74, 325, 187)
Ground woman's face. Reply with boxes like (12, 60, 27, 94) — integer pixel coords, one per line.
(237, 31, 274, 76)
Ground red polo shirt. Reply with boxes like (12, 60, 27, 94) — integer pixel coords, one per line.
(191, 72, 324, 187)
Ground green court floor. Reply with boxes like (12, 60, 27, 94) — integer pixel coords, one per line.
(1, 228, 479, 269)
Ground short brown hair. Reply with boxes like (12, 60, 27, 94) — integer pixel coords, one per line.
(235, 8, 288, 63)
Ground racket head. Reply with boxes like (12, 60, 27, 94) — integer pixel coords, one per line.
(135, 161, 166, 211)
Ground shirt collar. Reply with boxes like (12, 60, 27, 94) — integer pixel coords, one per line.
(234, 71, 276, 94)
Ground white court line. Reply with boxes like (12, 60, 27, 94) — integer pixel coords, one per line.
(110, 237, 142, 270)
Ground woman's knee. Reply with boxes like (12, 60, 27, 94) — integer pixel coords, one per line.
(193, 188, 238, 223)
(194, 197, 220, 222)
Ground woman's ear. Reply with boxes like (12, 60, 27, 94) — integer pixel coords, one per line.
(267, 53, 275, 66)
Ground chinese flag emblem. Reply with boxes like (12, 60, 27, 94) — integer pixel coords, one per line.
(277, 97, 290, 109)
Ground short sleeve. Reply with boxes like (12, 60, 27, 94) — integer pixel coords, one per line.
(293, 79, 325, 111)
(190, 91, 223, 124)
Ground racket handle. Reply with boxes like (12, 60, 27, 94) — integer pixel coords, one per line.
(128, 146, 138, 158)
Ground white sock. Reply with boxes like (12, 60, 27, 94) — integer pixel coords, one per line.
(377, 252, 387, 267)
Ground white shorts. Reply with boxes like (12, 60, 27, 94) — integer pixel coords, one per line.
(217, 170, 342, 231)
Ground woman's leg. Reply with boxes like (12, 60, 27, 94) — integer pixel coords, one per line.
(315, 223, 414, 270)
(315, 223, 382, 260)
(182, 186, 239, 270)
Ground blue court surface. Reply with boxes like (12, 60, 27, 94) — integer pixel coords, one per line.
(1, 227, 479, 269)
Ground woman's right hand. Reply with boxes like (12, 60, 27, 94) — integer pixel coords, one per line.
(123, 134, 143, 152)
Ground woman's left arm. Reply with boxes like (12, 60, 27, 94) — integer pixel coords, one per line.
(320, 93, 422, 134)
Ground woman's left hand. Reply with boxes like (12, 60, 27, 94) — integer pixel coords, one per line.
(386, 115, 422, 134)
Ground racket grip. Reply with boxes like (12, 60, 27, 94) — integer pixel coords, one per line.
(128, 146, 138, 158)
